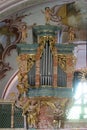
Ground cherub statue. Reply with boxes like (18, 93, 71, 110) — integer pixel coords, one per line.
(68, 26, 76, 42)
(41, 7, 52, 24)
(20, 23, 36, 42)
(20, 25, 27, 42)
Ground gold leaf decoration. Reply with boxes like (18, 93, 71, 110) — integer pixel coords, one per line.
(58, 54, 66, 72)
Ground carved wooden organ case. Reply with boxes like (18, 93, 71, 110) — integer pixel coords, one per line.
(16, 25, 76, 129)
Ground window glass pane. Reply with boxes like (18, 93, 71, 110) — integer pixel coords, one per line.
(74, 82, 82, 99)
(84, 108, 87, 114)
(82, 82, 87, 94)
(67, 106, 81, 119)
(74, 99, 81, 104)
(68, 79, 87, 120)
(83, 115, 87, 119)
(83, 95, 87, 104)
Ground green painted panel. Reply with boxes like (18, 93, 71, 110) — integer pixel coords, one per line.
(55, 43, 75, 54)
(27, 87, 73, 98)
(0, 104, 11, 128)
(58, 65, 67, 87)
(16, 43, 38, 55)
(14, 107, 24, 128)
(33, 25, 61, 36)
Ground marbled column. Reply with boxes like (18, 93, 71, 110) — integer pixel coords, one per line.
(38, 105, 54, 129)
(66, 55, 74, 88)
(67, 72, 73, 88)
(24, 115, 27, 129)
(11, 103, 14, 128)
(35, 48, 40, 87)
(53, 49, 58, 87)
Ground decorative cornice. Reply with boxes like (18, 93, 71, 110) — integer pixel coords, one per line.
(33, 25, 61, 36)
(16, 43, 38, 55)
(27, 87, 73, 98)
(55, 43, 75, 54)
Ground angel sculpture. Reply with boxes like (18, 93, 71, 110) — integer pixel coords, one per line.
(41, 7, 52, 24)
(68, 26, 76, 42)
(20, 23, 36, 42)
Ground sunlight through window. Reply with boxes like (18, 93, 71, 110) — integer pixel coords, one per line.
(67, 106, 81, 119)
(67, 74, 87, 120)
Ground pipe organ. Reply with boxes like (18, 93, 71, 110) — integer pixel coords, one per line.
(16, 25, 76, 129)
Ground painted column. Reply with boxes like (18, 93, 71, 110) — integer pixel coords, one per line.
(11, 103, 14, 128)
(53, 48, 58, 87)
(35, 47, 40, 87)
(67, 72, 73, 88)
(66, 55, 74, 88)
(24, 115, 27, 129)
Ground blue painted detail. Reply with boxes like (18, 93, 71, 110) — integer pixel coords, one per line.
(33, 25, 61, 36)
(55, 43, 75, 54)
(27, 87, 73, 98)
(29, 128, 36, 130)
(16, 43, 38, 55)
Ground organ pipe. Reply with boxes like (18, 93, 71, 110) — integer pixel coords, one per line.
(40, 40, 53, 86)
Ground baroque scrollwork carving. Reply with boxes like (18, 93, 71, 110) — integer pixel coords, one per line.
(40, 98, 69, 128)
(38, 36, 46, 57)
(0, 60, 11, 79)
(44, 98, 68, 128)
(58, 54, 66, 72)
(0, 12, 35, 79)
(66, 55, 76, 73)
(17, 54, 29, 94)
(17, 53, 36, 74)
(17, 98, 40, 128)
(0, 17, 24, 79)
(49, 36, 57, 55)
(27, 54, 36, 72)
(15, 93, 71, 129)
(38, 36, 56, 58)
(57, 54, 76, 73)
(17, 54, 28, 73)
(17, 73, 29, 94)
(17, 53, 36, 94)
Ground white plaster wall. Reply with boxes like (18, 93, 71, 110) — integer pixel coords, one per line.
(0, 49, 18, 98)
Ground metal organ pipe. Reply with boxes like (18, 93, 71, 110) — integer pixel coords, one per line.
(40, 57, 42, 85)
(28, 64, 35, 86)
(40, 40, 53, 86)
(48, 42, 50, 85)
(48, 41, 51, 85)
(45, 41, 48, 85)
(43, 45, 45, 85)
(50, 48, 53, 85)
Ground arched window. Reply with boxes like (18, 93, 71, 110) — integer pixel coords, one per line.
(67, 71, 87, 120)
